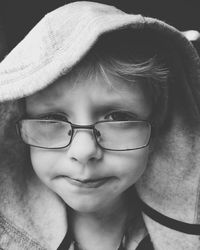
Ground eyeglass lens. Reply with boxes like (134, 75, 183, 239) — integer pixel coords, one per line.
(95, 121, 150, 150)
(20, 120, 72, 148)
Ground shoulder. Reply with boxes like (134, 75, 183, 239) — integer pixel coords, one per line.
(0, 213, 46, 250)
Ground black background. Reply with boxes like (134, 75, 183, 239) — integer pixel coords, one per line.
(0, 0, 199, 52)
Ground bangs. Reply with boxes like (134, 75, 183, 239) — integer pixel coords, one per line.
(61, 29, 171, 128)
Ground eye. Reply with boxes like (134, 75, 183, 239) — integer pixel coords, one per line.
(40, 113, 68, 121)
(105, 111, 137, 121)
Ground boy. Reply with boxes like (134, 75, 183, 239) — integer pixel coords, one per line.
(0, 2, 200, 250)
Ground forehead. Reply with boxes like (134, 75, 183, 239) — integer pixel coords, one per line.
(26, 71, 152, 118)
(27, 69, 150, 101)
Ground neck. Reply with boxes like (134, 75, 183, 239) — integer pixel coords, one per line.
(70, 196, 128, 250)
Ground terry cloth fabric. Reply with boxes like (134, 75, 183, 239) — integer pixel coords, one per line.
(0, 1, 200, 250)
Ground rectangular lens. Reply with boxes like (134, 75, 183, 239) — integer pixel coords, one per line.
(95, 121, 151, 150)
(19, 120, 71, 148)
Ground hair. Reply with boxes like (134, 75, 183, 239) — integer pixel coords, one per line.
(0, 28, 172, 175)
(65, 29, 170, 128)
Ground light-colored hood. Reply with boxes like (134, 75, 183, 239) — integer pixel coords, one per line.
(0, 2, 200, 249)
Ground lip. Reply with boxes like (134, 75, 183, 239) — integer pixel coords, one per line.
(62, 176, 113, 188)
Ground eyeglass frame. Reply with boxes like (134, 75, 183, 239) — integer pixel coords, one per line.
(16, 118, 152, 151)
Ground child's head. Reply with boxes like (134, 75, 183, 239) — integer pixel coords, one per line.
(0, 3, 200, 249)
(14, 29, 170, 213)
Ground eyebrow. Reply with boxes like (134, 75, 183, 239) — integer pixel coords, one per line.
(27, 92, 151, 119)
(28, 101, 139, 116)
(90, 102, 144, 119)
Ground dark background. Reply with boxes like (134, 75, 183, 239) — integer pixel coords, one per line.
(0, 0, 199, 52)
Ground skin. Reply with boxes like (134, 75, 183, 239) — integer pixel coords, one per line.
(26, 72, 152, 250)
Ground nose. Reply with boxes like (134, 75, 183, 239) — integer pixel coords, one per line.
(67, 129, 102, 165)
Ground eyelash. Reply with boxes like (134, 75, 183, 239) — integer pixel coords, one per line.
(29, 111, 137, 122)
(104, 111, 137, 121)
(39, 113, 68, 121)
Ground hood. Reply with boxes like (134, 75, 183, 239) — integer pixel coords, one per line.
(0, 1, 200, 250)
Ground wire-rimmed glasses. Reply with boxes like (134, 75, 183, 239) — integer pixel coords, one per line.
(16, 119, 151, 151)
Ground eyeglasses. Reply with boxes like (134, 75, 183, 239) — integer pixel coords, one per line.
(16, 119, 151, 151)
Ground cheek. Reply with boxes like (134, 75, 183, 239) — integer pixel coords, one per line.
(30, 148, 60, 181)
(110, 147, 149, 185)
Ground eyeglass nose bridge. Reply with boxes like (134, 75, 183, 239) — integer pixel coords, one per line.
(71, 124, 94, 130)
(70, 123, 100, 138)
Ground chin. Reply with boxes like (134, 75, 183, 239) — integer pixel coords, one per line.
(61, 195, 107, 213)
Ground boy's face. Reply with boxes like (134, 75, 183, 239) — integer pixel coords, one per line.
(26, 72, 152, 213)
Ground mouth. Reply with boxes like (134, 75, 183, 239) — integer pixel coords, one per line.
(62, 176, 113, 188)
